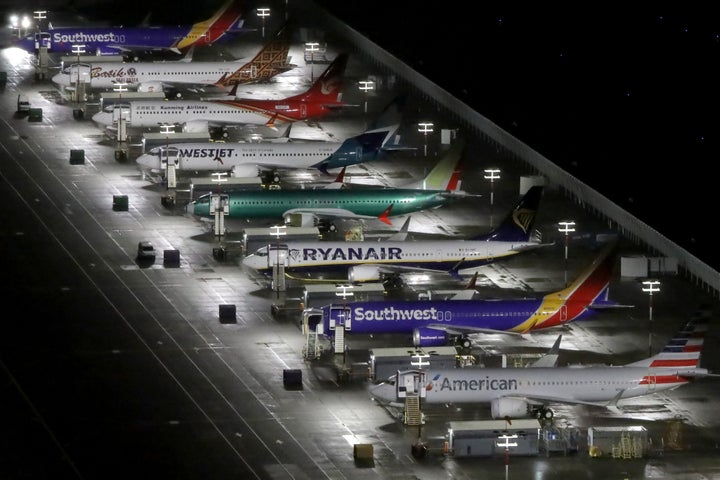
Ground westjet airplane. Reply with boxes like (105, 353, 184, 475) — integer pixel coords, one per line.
(195, 137, 468, 234)
(135, 95, 404, 178)
(370, 316, 718, 420)
(240, 183, 547, 282)
(302, 240, 629, 349)
(51, 26, 294, 94)
(91, 53, 349, 133)
(14, 0, 246, 58)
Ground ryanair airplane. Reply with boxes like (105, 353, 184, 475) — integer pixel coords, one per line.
(241, 184, 547, 282)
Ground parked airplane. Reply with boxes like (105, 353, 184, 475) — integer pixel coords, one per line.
(240, 184, 547, 283)
(135, 95, 404, 179)
(302, 240, 628, 349)
(91, 53, 349, 133)
(13, 0, 246, 58)
(51, 26, 294, 94)
(370, 316, 717, 420)
(194, 137, 468, 234)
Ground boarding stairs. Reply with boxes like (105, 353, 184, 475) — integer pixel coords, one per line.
(404, 395, 421, 426)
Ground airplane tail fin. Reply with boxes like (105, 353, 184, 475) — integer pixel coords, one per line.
(309, 120, 400, 173)
(217, 25, 294, 87)
(471, 185, 544, 242)
(626, 316, 710, 375)
(401, 138, 465, 191)
(177, 0, 246, 49)
(293, 53, 349, 106)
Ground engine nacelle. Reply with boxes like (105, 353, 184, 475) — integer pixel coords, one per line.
(231, 164, 260, 178)
(412, 328, 449, 347)
(490, 398, 531, 419)
(347, 265, 381, 283)
(137, 82, 164, 93)
(183, 120, 209, 134)
(284, 212, 318, 228)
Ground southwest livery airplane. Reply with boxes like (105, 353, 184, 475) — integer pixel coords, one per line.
(51, 26, 294, 94)
(195, 138, 468, 234)
(303, 240, 628, 349)
(91, 53, 349, 133)
(135, 96, 404, 178)
(14, 0, 246, 57)
(370, 316, 718, 420)
(240, 184, 547, 282)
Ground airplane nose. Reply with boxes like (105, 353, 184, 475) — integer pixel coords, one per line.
(91, 112, 112, 127)
(51, 74, 68, 86)
(136, 155, 158, 170)
(368, 382, 396, 404)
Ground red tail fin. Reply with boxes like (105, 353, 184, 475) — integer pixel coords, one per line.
(298, 53, 348, 104)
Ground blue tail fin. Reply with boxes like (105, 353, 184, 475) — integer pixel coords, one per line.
(471, 185, 544, 242)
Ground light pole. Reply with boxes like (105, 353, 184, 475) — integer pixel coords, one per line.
(484, 168, 501, 227)
(358, 80, 374, 114)
(211, 172, 229, 239)
(71, 44, 85, 103)
(497, 433, 518, 480)
(418, 122, 434, 157)
(256, 7, 270, 38)
(160, 124, 174, 188)
(305, 42, 319, 82)
(557, 221, 576, 287)
(112, 80, 128, 145)
(270, 225, 287, 296)
(642, 280, 661, 357)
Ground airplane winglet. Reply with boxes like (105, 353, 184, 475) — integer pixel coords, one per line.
(386, 217, 412, 241)
(378, 204, 394, 225)
(265, 113, 279, 131)
(529, 335, 562, 367)
(448, 257, 467, 279)
(465, 271, 478, 290)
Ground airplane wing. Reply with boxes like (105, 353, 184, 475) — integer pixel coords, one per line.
(500, 394, 617, 409)
(421, 324, 527, 337)
(282, 207, 386, 223)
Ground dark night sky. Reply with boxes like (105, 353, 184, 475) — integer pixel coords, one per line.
(313, 3, 720, 271)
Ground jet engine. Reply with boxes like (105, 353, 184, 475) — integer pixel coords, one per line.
(137, 82, 164, 93)
(490, 398, 531, 419)
(183, 120, 209, 133)
(347, 265, 382, 283)
(412, 328, 449, 347)
(230, 164, 260, 178)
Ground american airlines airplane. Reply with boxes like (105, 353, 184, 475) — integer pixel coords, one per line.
(91, 53, 349, 133)
(240, 184, 547, 282)
(51, 26, 294, 94)
(370, 316, 717, 420)
(13, 0, 246, 58)
(302, 240, 628, 349)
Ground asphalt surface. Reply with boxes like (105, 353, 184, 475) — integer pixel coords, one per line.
(1, 3, 719, 479)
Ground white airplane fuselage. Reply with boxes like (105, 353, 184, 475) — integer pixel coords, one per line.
(137, 141, 341, 173)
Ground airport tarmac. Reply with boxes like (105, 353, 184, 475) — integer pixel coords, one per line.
(1, 5, 720, 479)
